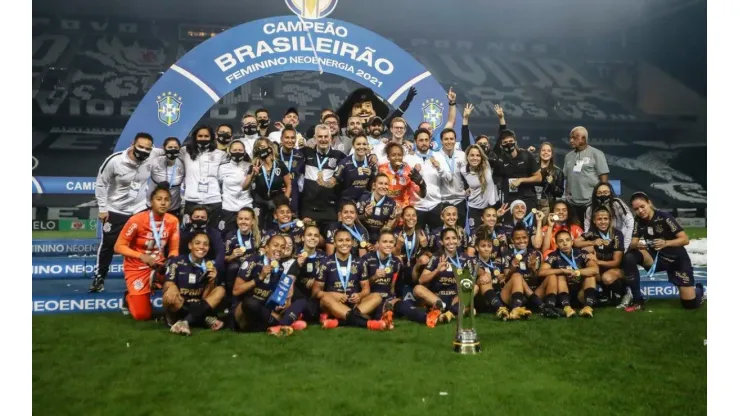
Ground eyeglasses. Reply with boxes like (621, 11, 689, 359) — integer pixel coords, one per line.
(325, 121, 338, 126)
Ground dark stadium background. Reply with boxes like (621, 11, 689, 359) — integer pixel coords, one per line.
(31, 0, 707, 220)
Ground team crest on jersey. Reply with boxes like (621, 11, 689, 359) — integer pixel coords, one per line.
(655, 224, 664, 234)
(285, 0, 338, 19)
(103, 222, 112, 233)
(382, 206, 390, 216)
(422, 98, 444, 131)
(328, 158, 337, 168)
(351, 264, 358, 274)
(275, 168, 281, 176)
(647, 227, 654, 236)
(133, 279, 144, 291)
(156, 92, 182, 126)
(218, 220, 225, 230)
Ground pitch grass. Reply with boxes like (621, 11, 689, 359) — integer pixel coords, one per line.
(33, 300, 706, 416)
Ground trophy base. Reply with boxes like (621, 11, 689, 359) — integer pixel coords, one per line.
(453, 330, 481, 355)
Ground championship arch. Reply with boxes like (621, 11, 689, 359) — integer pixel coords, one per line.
(113, 16, 463, 152)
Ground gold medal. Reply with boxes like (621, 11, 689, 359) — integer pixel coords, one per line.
(270, 260, 279, 268)
(385, 267, 392, 274)
(456, 269, 463, 276)
(206, 261, 215, 270)
(360, 241, 367, 248)
(493, 269, 500, 276)
(531, 208, 537, 214)
(552, 215, 560, 222)
(296, 220, 304, 228)
(515, 254, 523, 261)
(574, 270, 581, 277)
(493, 239, 500, 247)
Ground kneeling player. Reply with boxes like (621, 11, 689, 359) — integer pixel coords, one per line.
(233, 235, 307, 336)
(312, 229, 389, 331)
(416, 228, 476, 327)
(163, 232, 226, 335)
(539, 230, 599, 318)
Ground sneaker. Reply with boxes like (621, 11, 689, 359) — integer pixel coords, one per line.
(170, 320, 191, 336)
(563, 305, 576, 318)
(625, 302, 643, 312)
(319, 313, 329, 323)
(381, 302, 395, 330)
(89, 276, 105, 293)
(322, 319, 339, 329)
(425, 309, 441, 328)
(267, 326, 294, 337)
(121, 295, 130, 316)
(541, 306, 560, 319)
(366, 320, 387, 331)
(579, 306, 594, 318)
(696, 283, 706, 305)
(438, 311, 455, 324)
(616, 287, 633, 309)
(510, 307, 532, 320)
(495, 306, 510, 321)
(290, 320, 307, 331)
(205, 316, 224, 331)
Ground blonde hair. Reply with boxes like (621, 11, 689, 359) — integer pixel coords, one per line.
(570, 126, 588, 141)
(465, 144, 490, 195)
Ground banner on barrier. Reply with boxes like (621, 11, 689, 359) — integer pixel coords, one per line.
(32, 294, 163, 314)
(32, 176, 96, 194)
(32, 257, 123, 279)
(32, 239, 99, 256)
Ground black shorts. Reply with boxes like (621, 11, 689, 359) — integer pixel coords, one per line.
(165, 300, 206, 326)
(660, 253, 695, 288)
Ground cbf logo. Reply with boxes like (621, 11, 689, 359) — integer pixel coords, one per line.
(285, 0, 338, 19)
(422, 98, 444, 131)
(156, 92, 182, 126)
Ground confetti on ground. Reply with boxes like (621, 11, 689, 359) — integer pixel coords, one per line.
(439, 392, 448, 396)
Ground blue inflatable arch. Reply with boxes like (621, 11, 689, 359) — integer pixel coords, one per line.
(114, 16, 462, 152)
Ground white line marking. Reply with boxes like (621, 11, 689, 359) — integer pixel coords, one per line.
(32, 177, 43, 194)
(171, 65, 220, 102)
(388, 71, 431, 104)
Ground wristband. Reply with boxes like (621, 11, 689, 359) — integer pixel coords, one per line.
(449, 101, 456, 106)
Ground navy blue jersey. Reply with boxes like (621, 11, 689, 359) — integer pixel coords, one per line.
(633, 211, 687, 259)
(334, 155, 377, 202)
(502, 248, 542, 289)
(179, 226, 225, 274)
(278, 147, 305, 212)
(393, 227, 429, 266)
(361, 252, 402, 299)
(469, 224, 509, 256)
(424, 253, 475, 297)
(546, 248, 589, 286)
(252, 160, 290, 201)
(325, 222, 370, 256)
(357, 192, 397, 243)
(316, 255, 366, 296)
(236, 255, 299, 303)
(165, 255, 223, 303)
(429, 226, 469, 254)
(295, 249, 327, 296)
(263, 221, 305, 256)
(580, 229, 624, 262)
(224, 230, 259, 264)
(499, 219, 535, 246)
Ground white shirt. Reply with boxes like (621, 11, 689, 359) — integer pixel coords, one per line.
(218, 160, 254, 212)
(403, 151, 451, 211)
(150, 157, 185, 210)
(95, 148, 164, 216)
(460, 165, 498, 209)
(238, 134, 260, 159)
(181, 148, 228, 205)
(438, 149, 467, 204)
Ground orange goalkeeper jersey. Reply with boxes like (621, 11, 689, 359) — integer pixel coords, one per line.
(378, 162, 419, 209)
(115, 210, 180, 272)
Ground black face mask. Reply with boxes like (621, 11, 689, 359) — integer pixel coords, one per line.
(478, 142, 490, 153)
(502, 143, 516, 153)
(243, 124, 258, 136)
(231, 152, 245, 163)
(258, 119, 270, 128)
(217, 132, 232, 144)
(256, 147, 272, 159)
(196, 141, 210, 151)
(132, 147, 151, 161)
(165, 149, 179, 160)
(596, 195, 611, 205)
(191, 219, 207, 230)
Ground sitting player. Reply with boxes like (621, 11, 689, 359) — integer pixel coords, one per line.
(500, 225, 552, 319)
(499, 200, 544, 250)
(232, 235, 308, 336)
(539, 230, 599, 318)
(114, 184, 180, 320)
(360, 230, 401, 327)
(416, 228, 478, 327)
(312, 229, 389, 330)
(358, 174, 397, 245)
(623, 192, 705, 311)
(293, 224, 327, 323)
(471, 231, 513, 320)
(393, 206, 431, 289)
(163, 232, 226, 335)
(428, 205, 469, 254)
(223, 207, 261, 302)
(262, 196, 305, 257)
(325, 201, 371, 256)
(542, 200, 583, 258)
(574, 206, 629, 308)
(179, 206, 226, 286)
(468, 206, 508, 257)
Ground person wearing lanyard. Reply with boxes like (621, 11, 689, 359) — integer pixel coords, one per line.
(535, 142, 565, 215)
(262, 197, 305, 258)
(250, 138, 291, 229)
(471, 231, 512, 320)
(151, 137, 185, 220)
(500, 200, 545, 250)
(358, 174, 397, 244)
(181, 124, 228, 228)
(583, 182, 634, 250)
(312, 229, 389, 331)
(541, 200, 583, 258)
(232, 235, 308, 336)
(224, 207, 261, 309)
(325, 201, 370, 257)
(623, 192, 704, 311)
(490, 130, 542, 212)
(417, 228, 475, 327)
(278, 126, 305, 214)
(378, 142, 426, 211)
(500, 225, 553, 319)
(217, 140, 256, 235)
(574, 206, 629, 309)
(437, 128, 467, 228)
(114, 185, 180, 321)
(428, 205, 469, 254)
(179, 206, 226, 288)
(563, 126, 610, 226)
(468, 207, 508, 258)
(401, 129, 446, 231)
(459, 144, 497, 234)
(163, 232, 226, 335)
(539, 229, 599, 318)
(292, 225, 327, 323)
(392, 206, 431, 293)
(333, 135, 377, 203)
(361, 230, 402, 327)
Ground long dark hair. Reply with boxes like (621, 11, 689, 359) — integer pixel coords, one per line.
(539, 142, 556, 175)
(590, 182, 629, 217)
(186, 124, 216, 161)
(553, 199, 581, 228)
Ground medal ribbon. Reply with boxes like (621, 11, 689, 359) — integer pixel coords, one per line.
(404, 231, 416, 263)
(189, 254, 206, 273)
(416, 151, 431, 162)
(352, 154, 368, 169)
(316, 153, 329, 170)
(168, 160, 179, 187)
(264, 255, 280, 274)
(447, 253, 462, 270)
(370, 193, 386, 208)
(443, 151, 455, 173)
(647, 252, 660, 278)
(335, 254, 352, 292)
(377, 252, 392, 271)
(479, 257, 496, 274)
(261, 165, 277, 192)
(342, 224, 364, 243)
(279, 221, 297, 230)
(149, 210, 166, 252)
(237, 231, 251, 249)
(598, 230, 611, 241)
(559, 250, 579, 270)
(523, 212, 534, 228)
(280, 149, 294, 173)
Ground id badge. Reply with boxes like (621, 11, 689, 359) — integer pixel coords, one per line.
(374, 207, 382, 216)
(188, 273, 197, 284)
(508, 179, 518, 192)
(519, 261, 527, 271)
(338, 267, 348, 276)
(573, 161, 584, 173)
(198, 181, 209, 193)
(127, 182, 141, 199)
(307, 263, 313, 273)
(244, 239, 252, 249)
(391, 179, 397, 186)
